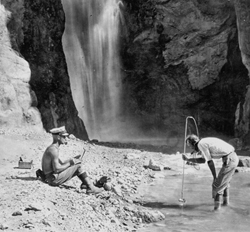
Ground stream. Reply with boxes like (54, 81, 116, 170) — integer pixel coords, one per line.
(138, 169, 250, 232)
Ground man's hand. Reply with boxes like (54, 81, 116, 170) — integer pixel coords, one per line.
(73, 154, 81, 159)
(74, 149, 86, 160)
(182, 154, 188, 161)
(70, 157, 82, 166)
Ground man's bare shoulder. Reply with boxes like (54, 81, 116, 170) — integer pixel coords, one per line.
(44, 145, 59, 157)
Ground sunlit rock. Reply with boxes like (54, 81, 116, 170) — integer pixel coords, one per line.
(0, 4, 42, 130)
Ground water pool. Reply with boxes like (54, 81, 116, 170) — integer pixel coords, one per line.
(137, 171, 250, 232)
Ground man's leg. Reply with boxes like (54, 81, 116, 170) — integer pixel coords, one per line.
(213, 152, 238, 209)
(77, 171, 103, 194)
(49, 164, 81, 186)
(223, 187, 229, 205)
(48, 164, 103, 194)
(214, 194, 223, 210)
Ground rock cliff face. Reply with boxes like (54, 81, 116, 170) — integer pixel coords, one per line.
(1, 0, 88, 139)
(234, 0, 250, 147)
(0, 3, 42, 130)
(122, 0, 250, 145)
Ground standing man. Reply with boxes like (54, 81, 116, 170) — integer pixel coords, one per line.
(41, 126, 103, 194)
(182, 134, 239, 210)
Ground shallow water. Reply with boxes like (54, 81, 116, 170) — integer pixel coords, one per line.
(138, 171, 250, 232)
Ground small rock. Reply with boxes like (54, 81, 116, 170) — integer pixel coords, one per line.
(22, 222, 34, 229)
(126, 199, 133, 204)
(124, 153, 140, 159)
(12, 211, 22, 216)
(103, 182, 112, 191)
(24, 203, 42, 211)
(69, 134, 76, 140)
(41, 219, 51, 226)
(148, 159, 164, 171)
(0, 223, 8, 230)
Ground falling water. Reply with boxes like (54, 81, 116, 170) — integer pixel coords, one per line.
(61, 0, 123, 141)
(61, 0, 184, 147)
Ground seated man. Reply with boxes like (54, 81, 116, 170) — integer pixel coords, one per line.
(39, 126, 102, 194)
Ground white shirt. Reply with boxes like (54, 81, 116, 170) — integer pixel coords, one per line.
(197, 137, 234, 161)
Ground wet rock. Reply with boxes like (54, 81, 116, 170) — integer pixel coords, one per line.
(147, 159, 164, 171)
(238, 158, 250, 167)
(136, 209, 165, 223)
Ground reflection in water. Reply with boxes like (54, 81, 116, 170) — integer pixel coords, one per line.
(138, 172, 250, 232)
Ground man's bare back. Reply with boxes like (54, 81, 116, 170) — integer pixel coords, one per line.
(42, 144, 59, 175)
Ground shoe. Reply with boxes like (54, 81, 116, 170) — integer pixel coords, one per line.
(80, 183, 103, 194)
(95, 176, 111, 188)
(79, 175, 104, 194)
(36, 169, 46, 181)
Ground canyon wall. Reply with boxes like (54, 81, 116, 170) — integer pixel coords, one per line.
(234, 0, 250, 147)
(122, 0, 250, 145)
(0, 3, 42, 131)
(1, 0, 88, 139)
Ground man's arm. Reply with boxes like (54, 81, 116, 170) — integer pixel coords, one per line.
(50, 148, 73, 174)
(207, 160, 216, 180)
(197, 143, 216, 179)
(182, 154, 206, 164)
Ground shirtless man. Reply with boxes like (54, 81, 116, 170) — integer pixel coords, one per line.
(41, 126, 102, 194)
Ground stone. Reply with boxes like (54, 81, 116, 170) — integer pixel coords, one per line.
(148, 159, 164, 171)
(0, 223, 8, 230)
(12, 211, 22, 216)
(238, 158, 250, 167)
(103, 182, 112, 191)
(124, 153, 141, 159)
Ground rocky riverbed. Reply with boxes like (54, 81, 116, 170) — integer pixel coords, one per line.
(0, 128, 180, 232)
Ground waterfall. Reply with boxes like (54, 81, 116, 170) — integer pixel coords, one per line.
(61, 0, 181, 147)
(61, 0, 123, 141)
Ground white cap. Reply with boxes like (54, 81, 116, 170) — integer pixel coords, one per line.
(50, 126, 69, 136)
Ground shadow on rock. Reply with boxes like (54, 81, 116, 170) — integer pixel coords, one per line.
(15, 176, 37, 181)
(142, 201, 211, 211)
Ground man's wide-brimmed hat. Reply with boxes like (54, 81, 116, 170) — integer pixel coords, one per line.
(50, 126, 69, 136)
